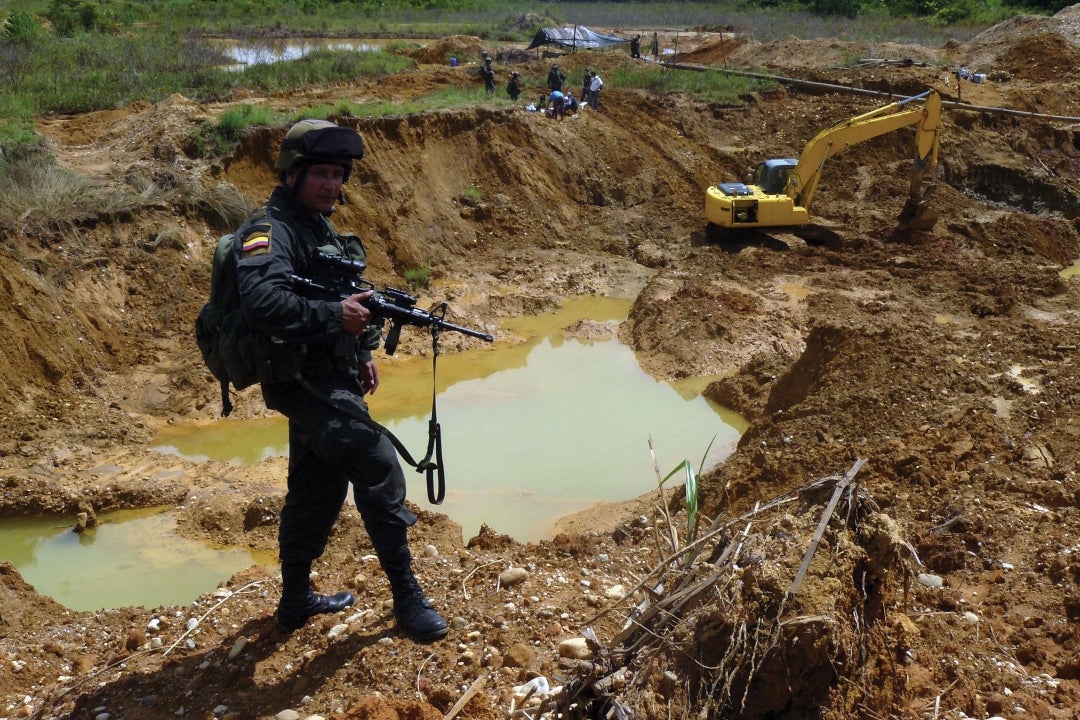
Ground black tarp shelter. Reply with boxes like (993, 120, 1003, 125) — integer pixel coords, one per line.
(525, 26, 628, 51)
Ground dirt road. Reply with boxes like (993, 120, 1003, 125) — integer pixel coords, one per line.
(4, 10, 1080, 719)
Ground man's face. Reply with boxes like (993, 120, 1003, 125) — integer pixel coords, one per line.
(287, 162, 347, 214)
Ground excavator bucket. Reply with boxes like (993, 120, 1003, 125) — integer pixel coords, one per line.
(898, 197, 938, 231)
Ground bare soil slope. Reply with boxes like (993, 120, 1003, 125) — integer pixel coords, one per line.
(4, 10, 1080, 720)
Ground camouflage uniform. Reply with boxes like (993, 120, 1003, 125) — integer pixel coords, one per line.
(235, 120, 448, 642)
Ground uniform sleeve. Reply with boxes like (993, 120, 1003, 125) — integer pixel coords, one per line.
(235, 219, 343, 343)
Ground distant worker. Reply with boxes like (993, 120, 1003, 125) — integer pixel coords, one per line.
(480, 58, 495, 95)
(630, 34, 642, 59)
(581, 69, 591, 104)
(546, 90, 566, 119)
(588, 71, 603, 111)
(564, 91, 579, 115)
(650, 31, 659, 59)
(506, 71, 522, 101)
(547, 63, 566, 92)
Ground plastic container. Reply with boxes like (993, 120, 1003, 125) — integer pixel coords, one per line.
(449, 57, 458, 67)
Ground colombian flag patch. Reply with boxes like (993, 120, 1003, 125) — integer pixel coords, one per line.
(241, 232, 271, 256)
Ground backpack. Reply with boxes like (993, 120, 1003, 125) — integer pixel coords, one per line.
(194, 233, 303, 416)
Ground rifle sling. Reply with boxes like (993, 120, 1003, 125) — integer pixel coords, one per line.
(293, 364, 447, 506)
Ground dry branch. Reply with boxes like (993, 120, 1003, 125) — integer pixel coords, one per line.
(553, 459, 877, 719)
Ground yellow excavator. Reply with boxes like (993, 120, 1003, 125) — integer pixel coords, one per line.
(704, 89, 942, 236)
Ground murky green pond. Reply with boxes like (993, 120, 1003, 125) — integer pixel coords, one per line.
(0, 507, 274, 611)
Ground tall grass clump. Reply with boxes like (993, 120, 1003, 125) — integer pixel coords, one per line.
(0, 145, 145, 237)
(0, 32, 235, 115)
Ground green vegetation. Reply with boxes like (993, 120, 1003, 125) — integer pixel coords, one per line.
(651, 435, 715, 566)
(2, 8, 42, 40)
(611, 66, 770, 104)
(404, 266, 432, 289)
(462, 185, 485, 202)
(0, 0, 1058, 33)
(0, 144, 144, 238)
(191, 104, 288, 159)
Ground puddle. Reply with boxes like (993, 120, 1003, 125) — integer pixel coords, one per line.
(155, 297, 747, 541)
(1007, 364, 1041, 394)
(207, 37, 426, 69)
(0, 508, 275, 611)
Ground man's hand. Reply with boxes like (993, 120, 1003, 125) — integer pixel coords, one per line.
(341, 291, 374, 335)
(360, 360, 380, 395)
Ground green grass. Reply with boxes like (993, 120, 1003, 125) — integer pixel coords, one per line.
(404, 266, 432, 289)
(338, 87, 513, 118)
(611, 65, 772, 104)
(0, 33, 413, 120)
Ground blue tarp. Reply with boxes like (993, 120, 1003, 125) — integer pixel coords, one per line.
(525, 26, 628, 51)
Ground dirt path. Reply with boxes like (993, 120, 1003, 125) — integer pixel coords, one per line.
(5, 12, 1080, 719)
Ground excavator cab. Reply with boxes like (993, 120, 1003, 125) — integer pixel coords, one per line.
(750, 159, 798, 195)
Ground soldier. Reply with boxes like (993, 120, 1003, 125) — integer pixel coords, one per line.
(234, 119, 449, 642)
(481, 57, 495, 95)
(506, 71, 522, 100)
(546, 63, 566, 93)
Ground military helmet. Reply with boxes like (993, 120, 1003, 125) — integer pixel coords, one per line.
(274, 119, 365, 174)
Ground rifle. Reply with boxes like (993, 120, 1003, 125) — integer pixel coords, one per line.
(292, 250, 494, 355)
(291, 251, 494, 506)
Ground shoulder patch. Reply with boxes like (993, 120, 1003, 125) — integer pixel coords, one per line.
(241, 230, 271, 257)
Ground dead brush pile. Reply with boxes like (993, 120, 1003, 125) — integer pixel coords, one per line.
(536, 460, 925, 719)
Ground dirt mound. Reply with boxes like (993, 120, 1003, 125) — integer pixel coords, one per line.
(996, 32, 1080, 82)
(410, 34, 490, 65)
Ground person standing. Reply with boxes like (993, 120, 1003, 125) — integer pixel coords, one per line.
(234, 119, 449, 643)
(650, 31, 660, 59)
(506, 71, 522, 100)
(581, 68, 591, 105)
(480, 58, 495, 95)
(630, 34, 642, 59)
(546, 63, 566, 93)
(588, 71, 603, 111)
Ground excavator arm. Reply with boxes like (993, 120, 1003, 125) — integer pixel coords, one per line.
(788, 90, 942, 214)
(704, 89, 942, 232)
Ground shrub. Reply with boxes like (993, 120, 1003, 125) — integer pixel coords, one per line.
(404, 266, 431, 289)
(45, 0, 100, 37)
(3, 10, 44, 42)
(190, 104, 285, 159)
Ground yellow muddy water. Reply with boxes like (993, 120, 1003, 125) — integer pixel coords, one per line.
(156, 296, 747, 542)
(0, 507, 275, 611)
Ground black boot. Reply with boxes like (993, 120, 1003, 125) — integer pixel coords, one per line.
(276, 561, 356, 632)
(377, 544, 448, 642)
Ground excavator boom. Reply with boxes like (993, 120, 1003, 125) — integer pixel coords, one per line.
(705, 90, 942, 233)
